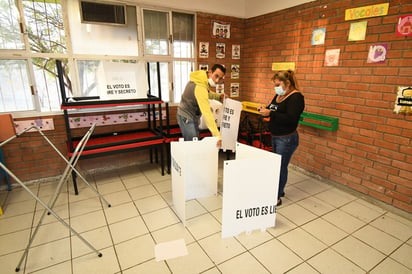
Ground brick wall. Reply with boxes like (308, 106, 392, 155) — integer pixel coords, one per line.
(197, 0, 411, 213)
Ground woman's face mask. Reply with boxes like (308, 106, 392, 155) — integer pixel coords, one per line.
(275, 85, 286, 96)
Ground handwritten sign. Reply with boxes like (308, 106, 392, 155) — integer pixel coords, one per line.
(345, 3, 389, 21)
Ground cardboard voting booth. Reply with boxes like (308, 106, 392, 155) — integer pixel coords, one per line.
(221, 142, 281, 238)
(171, 137, 219, 225)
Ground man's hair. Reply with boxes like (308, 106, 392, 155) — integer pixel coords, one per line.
(211, 64, 226, 74)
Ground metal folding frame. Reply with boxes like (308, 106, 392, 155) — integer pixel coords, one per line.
(0, 124, 111, 272)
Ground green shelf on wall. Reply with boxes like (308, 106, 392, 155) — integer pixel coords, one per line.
(299, 112, 339, 131)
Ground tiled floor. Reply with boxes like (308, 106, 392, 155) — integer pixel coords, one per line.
(0, 155, 411, 274)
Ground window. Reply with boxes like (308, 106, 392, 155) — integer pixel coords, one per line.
(0, 0, 24, 50)
(142, 10, 195, 103)
(0, 0, 66, 112)
(0, 60, 32, 112)
(143, 10, 169, 56)
(171, 12, 195, 102)
(0, 1, 196, 114)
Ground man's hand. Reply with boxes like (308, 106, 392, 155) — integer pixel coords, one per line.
(216, 139, 222, 148)
(219, 93, 226, 102)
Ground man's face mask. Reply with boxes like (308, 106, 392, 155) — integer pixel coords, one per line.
(208, 78, 217, 87)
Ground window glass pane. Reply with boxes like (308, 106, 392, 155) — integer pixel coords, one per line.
(23, 0, 66, 53)
(143, 10, 169, 55)
(0, 59, 33, 112)
(33, 58, 63, 111)
(172, 12, 194, 58)
(173, 61, 193, 103)
(0, 0, 24, 49)
(68, 3, 138, 55)
(147, 62, 169, 102)
(77, 60, 100, 97)
(76, 59, 140, 98)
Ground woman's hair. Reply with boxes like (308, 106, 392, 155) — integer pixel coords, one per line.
(272, 70, 299, 90)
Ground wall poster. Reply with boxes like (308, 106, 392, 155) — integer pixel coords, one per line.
(216, 43, 226, 59)
(324, 49, 340, 66)
(348, 21, 367, 41)
(367, 44, 388, 63)
(232, 44, 240, 59)
(396, 15, 412, 36)
(199, 64, 208, 71)
(312, 28, 326, 45)
(212, 21, 230, 38)
(231, 64, 239, 79)
(230, 83, 239, 97)
(199, 42, 209, 58)
(393, 86, 412, 114)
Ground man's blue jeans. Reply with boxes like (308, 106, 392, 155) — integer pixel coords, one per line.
(177, 114, 199, 141)
(272, 131, 299, 200)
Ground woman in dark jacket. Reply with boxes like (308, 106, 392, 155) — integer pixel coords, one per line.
(258, 70, 305, 206)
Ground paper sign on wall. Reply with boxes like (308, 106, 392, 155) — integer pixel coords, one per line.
(97, 61, 149, 100)
(220, 98, 242, 152)
(221, 142, 281, 238)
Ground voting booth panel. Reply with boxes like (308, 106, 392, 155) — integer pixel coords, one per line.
(220, 98, 242, 152)
(221, 142, 281, 238)
(199, 99, 223, 130)
(171, 137, 219, 225)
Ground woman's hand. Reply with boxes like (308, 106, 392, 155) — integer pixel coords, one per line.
(258, 106, 271, 116)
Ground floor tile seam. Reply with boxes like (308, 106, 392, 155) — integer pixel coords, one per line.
(25, 257, 73, 274)
(105, 213, 143, 226)
(0, 248, 27, 260)
(194, 197, 221, 215)
(275, 224, 331, 260)
(77, 231, 123, 273)
(298, 223, 349, 247)
(328, 241, 390, 273)
(97, 202, 132, 273)
(337, 200, 388, 224)
(185, 211, 223, 227)
(127, 189, 164, 202)
(100, 198, 134, 210)
(194, 231, 223, 270)
(379, 238, 412, 270)
(293, 197, 336, 216)
(0, 210, 37, 222)
(215, 250, 270, 273)
(291, 179, 333, 196)
(354, 216, 410, 244)
(137, 203, 170, 216)
(330, 221, 401, 269)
